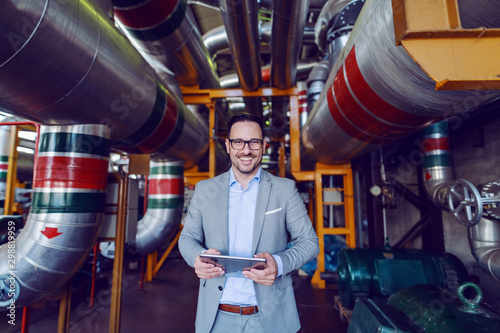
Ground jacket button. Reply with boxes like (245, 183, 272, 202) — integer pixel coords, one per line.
(218, 286, 223, 291)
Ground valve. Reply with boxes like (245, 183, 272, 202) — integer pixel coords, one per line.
(447, 179, 500, 226)
(448, 179, 483, 226)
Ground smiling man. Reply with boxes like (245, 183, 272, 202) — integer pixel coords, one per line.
(179, 113, 319, 333)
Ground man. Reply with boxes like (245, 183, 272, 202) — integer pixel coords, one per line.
(179, 113, 319, 333)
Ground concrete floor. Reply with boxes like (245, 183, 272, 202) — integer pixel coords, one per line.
(0, 248, 349, 332)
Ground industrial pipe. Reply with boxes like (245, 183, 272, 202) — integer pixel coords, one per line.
(218, 0, 262, 91)
(420, 121, 455, 210)
(270, 0, 309, 89)
(469, 218, 500, 281)
(134, 160, 185, 255)
(0, 124, 110, 308)
(112, 0, 220, 89)
(301, 0, 500, 165)
(0, 0, 208, 169)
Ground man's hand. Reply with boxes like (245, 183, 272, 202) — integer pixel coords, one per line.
(242, 252, 277, 286)
(194, 248, 225, 279)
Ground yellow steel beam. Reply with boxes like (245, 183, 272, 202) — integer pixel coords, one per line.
(4, 126, 19, 215)
(109, 174, 128, 333)
(58, 279, 72, 333)
(208, 102, 216, 179)
(392, 0, 500, 90)
(289, 94, 314, 181)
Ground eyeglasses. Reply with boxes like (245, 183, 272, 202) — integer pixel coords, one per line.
(228, 139, 263, 150)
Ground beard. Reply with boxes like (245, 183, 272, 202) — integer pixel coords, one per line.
(231, 152, 262, 175)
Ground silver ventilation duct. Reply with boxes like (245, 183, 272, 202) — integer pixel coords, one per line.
(0, 0, 208, 169)
(306, 59, 330, 111)
(0, 124, 110, 308)
(469, 218, 500, 281)
(301, 0, 500, 165)
(112, 0, 220, 89)
(218, 0, 262, 91)
(134, 160, 185, 255)
(270, 0, 309, 89)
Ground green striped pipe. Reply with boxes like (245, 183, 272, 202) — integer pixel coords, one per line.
(134, 159, 184, 255)
(0, 124, 110, 307)
(420, 121, 454, 209)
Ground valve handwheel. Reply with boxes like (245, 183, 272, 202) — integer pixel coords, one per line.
(448, 179, 483, 227)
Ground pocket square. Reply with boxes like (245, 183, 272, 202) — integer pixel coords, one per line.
(265, 208, 282, 215)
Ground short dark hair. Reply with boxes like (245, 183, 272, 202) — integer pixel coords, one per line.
(227, 113, 263, 138)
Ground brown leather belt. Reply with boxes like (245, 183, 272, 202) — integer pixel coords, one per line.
(218, 304, 259, 315)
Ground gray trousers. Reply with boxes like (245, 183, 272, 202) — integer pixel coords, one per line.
(210, 309, 265, 333)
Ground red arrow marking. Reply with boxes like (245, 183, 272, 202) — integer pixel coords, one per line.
(425, 172, 432, 180)
(41, 227, 63, 239)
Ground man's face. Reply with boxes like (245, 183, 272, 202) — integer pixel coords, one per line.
(225, 121, 265, 177)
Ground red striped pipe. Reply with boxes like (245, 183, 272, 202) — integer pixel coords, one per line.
(0, 124, 110, 307)
(134, 159, 184, 255)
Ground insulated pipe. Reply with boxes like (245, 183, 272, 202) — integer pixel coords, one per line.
(314, 0, 358, 55)
(301, 0, 500, 165)
(0, 127, 10, 198)
(0, 0, 208, 169)
(421, 121, 455, 210)
(112, 0, 220, 89)
(270, 0, 310, 89)
(134, 160, 184, 255)
(0, 124, 111, 308)
(218, 0, 262, 91)
(469, 218, 500, 281)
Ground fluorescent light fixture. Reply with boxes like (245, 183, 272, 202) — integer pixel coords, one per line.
(17, 146, 34, 154)
(18, 131, 37, 141)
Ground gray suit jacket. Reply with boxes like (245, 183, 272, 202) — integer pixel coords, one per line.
(179, 169, 320, 333)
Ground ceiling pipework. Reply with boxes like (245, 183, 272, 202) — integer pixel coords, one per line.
(0, 0, 209, 169)
(218, 0, 262, 91)
(301, 0, 500, 165)
(112, 0, 220, 89)
(269, 0, 309, 90)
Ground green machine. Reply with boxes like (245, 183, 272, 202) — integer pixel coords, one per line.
(337, 248, 469, 308)
(347, 283, 500, 333)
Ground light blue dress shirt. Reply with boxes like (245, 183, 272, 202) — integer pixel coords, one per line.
(219, 167, 283, 306)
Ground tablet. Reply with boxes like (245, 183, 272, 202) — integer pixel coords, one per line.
(200, 254, 267, 273)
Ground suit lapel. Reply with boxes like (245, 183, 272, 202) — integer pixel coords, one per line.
(253, 170, 271, 254)
(217, 172, 230, 254)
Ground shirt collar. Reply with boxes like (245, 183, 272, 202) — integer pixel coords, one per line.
(229, 166, 262, 187)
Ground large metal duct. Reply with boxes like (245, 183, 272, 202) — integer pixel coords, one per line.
(301, 0, 500, 165)
(112, 0, 220, 89)
(0, 0, 208, 169)
(218, 0, 262, 91)
(134, 160, 184, 255)
(0, 124, 110, 307)
(469, 218, 500, 281)
(270, 0, 309, 89)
